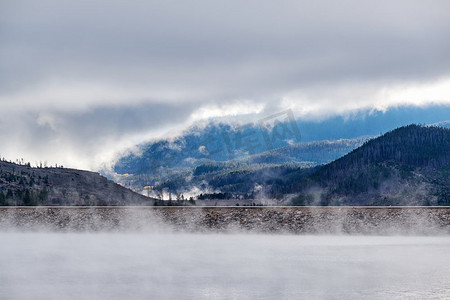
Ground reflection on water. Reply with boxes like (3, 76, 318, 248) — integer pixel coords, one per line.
(0, 233, 449, 299)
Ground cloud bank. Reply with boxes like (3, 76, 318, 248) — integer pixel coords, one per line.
(1, 0, 450, 169)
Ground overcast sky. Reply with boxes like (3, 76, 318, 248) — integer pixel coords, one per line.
(1, 0, 450, 170)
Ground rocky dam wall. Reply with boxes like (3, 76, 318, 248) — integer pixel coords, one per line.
(0, 206, 449, 235)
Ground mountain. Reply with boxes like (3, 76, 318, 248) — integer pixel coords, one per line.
(156, 162, 317, 201)
(3, 123, 447, 206)
(112, 105, 450, 194)
(150, 138, 368, 198)
(237, 137, 370, 165)
(115, 137, 369, 197)
(114, 119, 302, 176)
(290, 125, 450, 206)
(0, 161, 154, 206)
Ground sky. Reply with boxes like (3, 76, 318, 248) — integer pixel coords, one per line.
(1, 0, 450, 170)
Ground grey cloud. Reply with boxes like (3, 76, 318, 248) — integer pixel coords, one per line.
(0, 102, 198, 169)
(2, 0, 450, 94)
(59, 102, 198, 141)
(1, 0, 450, 168)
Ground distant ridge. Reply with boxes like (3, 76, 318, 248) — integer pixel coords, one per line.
(151, 137, 369, 199)
(291, 125, 450, 206)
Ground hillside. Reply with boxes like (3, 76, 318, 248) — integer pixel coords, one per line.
(113, 120, 302, 177)
(238, 137, 369, 165)
(112, 106, 450, 198)
(0, 161, 154, 206)
(114, 106, 450, 177)
(3, 125, 446, 206)
(290, 125, 450, 206)
(156, 163, 317, 201)
(116, 137, 368, 198)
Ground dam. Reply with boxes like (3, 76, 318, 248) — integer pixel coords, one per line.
(1, 206, 449, 234)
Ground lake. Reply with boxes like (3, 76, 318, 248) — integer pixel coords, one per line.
(0, 233, 449, 299)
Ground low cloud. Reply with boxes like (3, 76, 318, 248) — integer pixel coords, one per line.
(1, 0, 450, 169)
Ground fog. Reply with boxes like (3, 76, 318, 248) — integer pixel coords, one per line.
(0, 232, 449, 299)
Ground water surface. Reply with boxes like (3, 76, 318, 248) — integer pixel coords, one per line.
(0, 233, 449, 299)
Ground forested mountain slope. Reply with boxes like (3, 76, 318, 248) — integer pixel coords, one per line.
(120, 138, 368, 198)
(290, 125, 450, 206)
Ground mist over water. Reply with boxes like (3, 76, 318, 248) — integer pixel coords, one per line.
(0, 232, 449, 300)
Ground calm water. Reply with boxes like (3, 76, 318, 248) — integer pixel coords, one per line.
(0, 233, 449, 300)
